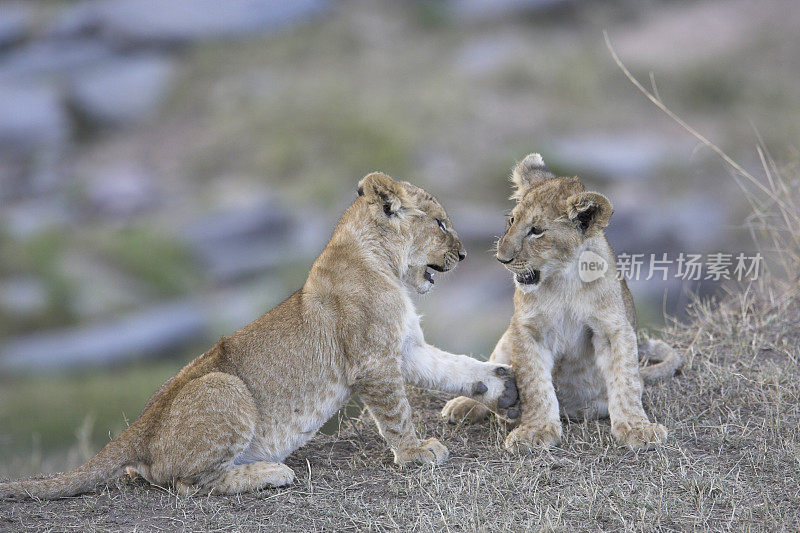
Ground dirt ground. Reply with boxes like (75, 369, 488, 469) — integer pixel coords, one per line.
(2, 290, 798, 532)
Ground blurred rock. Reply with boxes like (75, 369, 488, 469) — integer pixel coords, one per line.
(45, 1, 98, 40)
(0, 39, 113, 82)
(204, 279, 288, 335)
(0, 280, 304, 372)
(0, 277, 48, 317)
(184, 199, 302, 283)
(660, 197, 726, 250)
(0, 80, 67, 150)
(0, 76, 69, 195)
(83, 161, 158, 216)
(0, 300, 209, 373)
(0, 3, 32, 50)
(549, 135, 677, 181)
(60, 251, 149, 319)
(1, 198, 73, 239)
(184, 199, 293, 246)
(448, 0, 578, 21)
(53, 0, 331, 49)
(606, 192, 725, 254)
(455, 35, 523, 77)
(202, 240, 308, 283)
(67, 55, 175, 126)
(612, 0, 759, 71)
(0, 154, 24, 201)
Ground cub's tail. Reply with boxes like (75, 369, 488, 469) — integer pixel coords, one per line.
(0, 426, 138, 500)
(638, 338, 683, 384)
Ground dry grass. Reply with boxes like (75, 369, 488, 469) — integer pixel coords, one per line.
(2, 291, 799, 531)
(3, 150, 800, 533)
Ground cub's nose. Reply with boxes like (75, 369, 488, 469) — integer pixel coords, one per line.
(496, 254, 513, 264)
(457, 249, 466, 261)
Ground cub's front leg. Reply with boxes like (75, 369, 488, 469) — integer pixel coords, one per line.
(591, 317, 667, 450)
(355, 357, 448, 466)
(504, 339, 562, 452)
(401, 341, 519, 420)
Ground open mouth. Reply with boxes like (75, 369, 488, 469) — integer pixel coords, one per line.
(515, 270, 540, 285)
(424, 263, 447, 284)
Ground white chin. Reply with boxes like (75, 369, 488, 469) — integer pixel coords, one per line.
(415, 279, 433, 294)
(406, 266, 434, 294)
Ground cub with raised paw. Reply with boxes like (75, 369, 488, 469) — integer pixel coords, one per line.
(1, 172, 518, 500)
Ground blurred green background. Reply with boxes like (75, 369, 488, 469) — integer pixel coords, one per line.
(1, 0, 798, 475)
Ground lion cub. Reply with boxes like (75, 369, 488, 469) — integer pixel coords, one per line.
(1, 172, 518, 499)
(443, 154, 680, 451)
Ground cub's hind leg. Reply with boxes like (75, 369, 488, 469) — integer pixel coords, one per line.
(210, 462, 294, 494)
(176, 462, 294, 496)
(147, 372, 293, 494)
(441, 396, 491, 424)
(442, 336, 513, 424)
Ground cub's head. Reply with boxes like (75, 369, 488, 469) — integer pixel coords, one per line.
(496, 153, 612, 291)
(357, 172, 466, 294)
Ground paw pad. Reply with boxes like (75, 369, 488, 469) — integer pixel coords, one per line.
(472, 381, 488, 395)
(497, 379, 518, 409)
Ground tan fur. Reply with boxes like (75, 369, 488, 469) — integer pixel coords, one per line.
(442, 153, 681, 451)
(1, 173, 519, 499)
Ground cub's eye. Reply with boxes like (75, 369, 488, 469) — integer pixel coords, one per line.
(436, 218, 447, 232)
(527, 226, 545, 237)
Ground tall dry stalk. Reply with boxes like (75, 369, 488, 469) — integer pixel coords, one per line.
(604, 31, 800, 304)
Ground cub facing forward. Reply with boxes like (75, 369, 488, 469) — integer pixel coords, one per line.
(1, 172, 518, 499)
(443, 154, 680, 451)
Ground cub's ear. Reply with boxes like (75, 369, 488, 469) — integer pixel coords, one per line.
(357, 172, 409, 216)
(566, 191, 613, 237)
(510, 153, 554, 201)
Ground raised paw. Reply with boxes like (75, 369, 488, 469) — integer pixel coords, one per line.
(393, 437, 449, 466)
(442, 396, 490, 424)
(612, 420, 667, 450)
(504, 422, 562, 453)
(469, 364, 520, 421)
